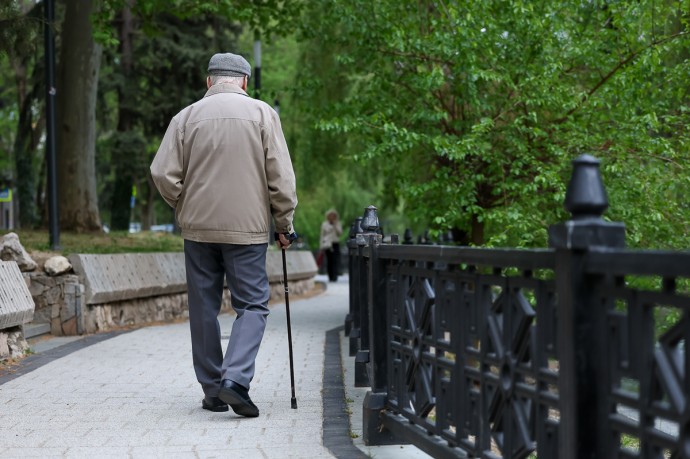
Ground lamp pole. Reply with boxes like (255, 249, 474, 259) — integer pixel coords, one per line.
(44, 0, 60, 249)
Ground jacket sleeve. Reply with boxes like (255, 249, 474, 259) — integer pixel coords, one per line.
(265, 111, 298, 234)
(150, 118, 184, 209)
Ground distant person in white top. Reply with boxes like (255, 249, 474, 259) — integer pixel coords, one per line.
(319, 209, 343, 282)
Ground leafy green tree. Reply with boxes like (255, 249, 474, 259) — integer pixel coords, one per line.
(0, 1, 44, 228)
(0, 0, 305, 233)
(299, 0, 690, 248)
(99, 8, 242, 231)
(94, 0, 304, 231)
(286, 3, 382, 247)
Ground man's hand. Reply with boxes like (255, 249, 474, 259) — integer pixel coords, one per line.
(277, 233, 291, 249)
(275, 232, 298, 249)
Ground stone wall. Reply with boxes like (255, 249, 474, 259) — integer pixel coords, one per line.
(26, 250, 319, 336)
(24, 273, 83, 336)
(268, 278, 315, 301)
(84, 290, 233, 333)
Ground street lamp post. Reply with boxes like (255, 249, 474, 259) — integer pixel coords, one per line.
(44, 0, 60, 249)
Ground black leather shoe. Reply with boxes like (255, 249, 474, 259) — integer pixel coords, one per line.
(202, 395, 229, 412)
(218, 380, 259, 418)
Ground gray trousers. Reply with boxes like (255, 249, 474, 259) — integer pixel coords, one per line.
(184, 240, 270, 396)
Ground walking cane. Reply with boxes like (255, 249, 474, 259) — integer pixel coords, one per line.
(278, 233, 298, 409)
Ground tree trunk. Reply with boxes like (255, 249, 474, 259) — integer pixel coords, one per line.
(12, 64, 39, 229)
(7, 6, 44, 230)
(471, 213, 484, 246)
(56, 0, 102, 231)
(111, 4, 136, 231)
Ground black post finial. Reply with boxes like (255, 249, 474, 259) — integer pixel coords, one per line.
(564, 154, 609, 220)
(350, 217, 363, 239)
(403, 228, 413, 244)
(549, 154, 625, 249)
(361, 205, 379, 233)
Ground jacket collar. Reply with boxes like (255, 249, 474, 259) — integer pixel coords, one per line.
(204, 83, 249, 98)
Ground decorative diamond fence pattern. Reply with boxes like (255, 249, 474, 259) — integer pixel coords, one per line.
(345, 155, 690, 459)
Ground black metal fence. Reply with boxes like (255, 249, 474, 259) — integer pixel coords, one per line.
(345, 155, 690, 459)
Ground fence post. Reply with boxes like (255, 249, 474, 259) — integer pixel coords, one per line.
(362, 206, 385, 390)
(548, 154, 626, 459)
(355, 208, 375, 387)
(345, 217, 362, 338)
(358, 206, 399, 445)
(348, 217, 363, 357)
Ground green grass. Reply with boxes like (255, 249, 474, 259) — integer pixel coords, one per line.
(2, 230, 184, 256)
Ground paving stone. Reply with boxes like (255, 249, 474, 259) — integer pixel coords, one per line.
(0, 275, 426, 458)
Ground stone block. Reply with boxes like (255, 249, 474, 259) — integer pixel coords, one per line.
(0, 232, 37, 272)
(50, 316, 61, 336)
(70, 253, 188, 305)
(0, 332, 8, 357)
(62, 292, 76, 318)
(0, 260, 35, 329)
(44, 255, 72, 276)
(61, 317, 78, 336)
(266, 250, 318, 283)
(0, 327, 29, 359)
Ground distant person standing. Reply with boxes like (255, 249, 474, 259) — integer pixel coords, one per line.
(150, 52, 297, 418)
(319, 209, 342, 282)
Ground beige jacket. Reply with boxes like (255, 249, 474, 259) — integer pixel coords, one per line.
(150, 84, 297, 244)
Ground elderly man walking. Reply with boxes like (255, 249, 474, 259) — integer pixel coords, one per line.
(150, 52, 298, 418)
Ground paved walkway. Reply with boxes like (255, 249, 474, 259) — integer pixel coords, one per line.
(0, 275, 429, 459)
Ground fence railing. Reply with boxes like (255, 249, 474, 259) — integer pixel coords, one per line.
(345, 154, 690, 459)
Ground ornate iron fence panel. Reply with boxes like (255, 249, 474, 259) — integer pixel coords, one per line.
(585, 249, 690, 458)
(382, 250, 559, 458)
(345, 156, 690, 458)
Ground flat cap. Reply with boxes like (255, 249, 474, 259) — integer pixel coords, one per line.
(207, 53, 251, 77)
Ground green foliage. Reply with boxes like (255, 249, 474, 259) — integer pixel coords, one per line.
(298, 0, 690, 248)
(0, 2, 46, 228)
(92, 0, 304, 48)
(0, 2, 43, 57)
(286, 3, 383, 247)
(3, 0, 689, 250)
(0, 54, 16, 176)
(96, 7, 241, 229)
(94, 0, 304, 230)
